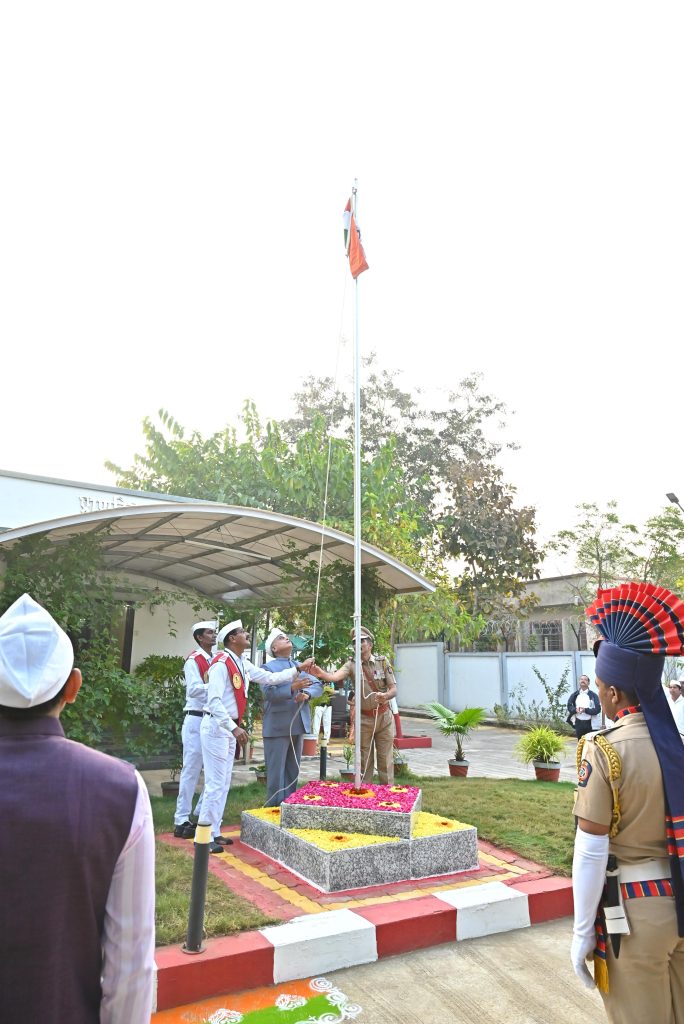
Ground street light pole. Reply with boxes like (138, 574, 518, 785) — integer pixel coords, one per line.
(666, 492, 684, 514)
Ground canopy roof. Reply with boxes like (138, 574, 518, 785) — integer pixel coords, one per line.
(0, 502, 435, 606)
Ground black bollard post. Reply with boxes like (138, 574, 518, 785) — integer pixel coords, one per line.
(319, 738, 328, 780)
(182, 822, 212, 954)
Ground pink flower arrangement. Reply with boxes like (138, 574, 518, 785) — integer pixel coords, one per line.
(285, 781, 419, 813)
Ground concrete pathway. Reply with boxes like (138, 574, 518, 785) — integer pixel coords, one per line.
(153, 919, 601, 1023)
(321, 917, 601, 1024)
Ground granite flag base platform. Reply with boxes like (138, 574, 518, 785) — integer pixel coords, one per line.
(154, 781, 574, 1013)
(240, 782, 478, 892)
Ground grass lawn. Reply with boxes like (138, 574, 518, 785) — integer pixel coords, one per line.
(152, 775, 576, 945)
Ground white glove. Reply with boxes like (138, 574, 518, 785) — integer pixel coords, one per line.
(571, 934, 597, 990)
(571, 827, 609, 989)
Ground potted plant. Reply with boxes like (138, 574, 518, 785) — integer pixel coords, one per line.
(393, 745, 409, 778)
(422, 702, 486, 778)
(340, 744, 355, 781)
(160, 756, 183, 798)
(248, 762, 268, 784)
(515, 725, 567, 782)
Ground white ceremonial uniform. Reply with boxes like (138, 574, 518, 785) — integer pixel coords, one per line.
(312, 702, 332, 743)
(174, 647, 211, 827)
(670, 694, 684, 735)
(200, 654, 298, 838)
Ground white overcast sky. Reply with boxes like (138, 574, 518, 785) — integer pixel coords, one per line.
(1, 1, 682, 568)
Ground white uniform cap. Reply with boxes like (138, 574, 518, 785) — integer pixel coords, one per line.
(0, 594, 74, 708)
(192, 620, 217, 635)
(265, 626, 289, 656)
(217, 619, 243, 645)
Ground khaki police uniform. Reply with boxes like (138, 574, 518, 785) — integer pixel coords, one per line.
(338, 652, 396, 784)
(575, 712, 684, 1023)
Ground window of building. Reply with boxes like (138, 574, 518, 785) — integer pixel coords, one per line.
(529, 620, 563, 652)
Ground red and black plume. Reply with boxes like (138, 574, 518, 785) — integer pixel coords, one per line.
(586, 582, 684, 655)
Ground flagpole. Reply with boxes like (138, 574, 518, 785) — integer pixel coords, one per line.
(352, 179, 362, 790)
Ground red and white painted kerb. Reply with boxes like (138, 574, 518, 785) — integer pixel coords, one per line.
(155, 876, 573, 1011)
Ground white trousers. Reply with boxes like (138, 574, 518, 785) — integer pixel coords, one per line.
(312, 704, 332, 742)
(199, 717, 236, 838)
(174, 714, 205, 826)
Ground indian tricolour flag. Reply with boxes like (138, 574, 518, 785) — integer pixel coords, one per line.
(342, 198, 369, 279)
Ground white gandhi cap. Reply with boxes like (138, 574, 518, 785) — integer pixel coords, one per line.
(217, 619, 243, 645)
(0, 594, 74, 708)
(265, 626, 288, 656)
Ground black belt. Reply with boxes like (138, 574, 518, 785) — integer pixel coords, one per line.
(186, 710, 203, 717)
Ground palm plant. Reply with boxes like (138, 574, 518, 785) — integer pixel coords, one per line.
(422, 702, 486, 762)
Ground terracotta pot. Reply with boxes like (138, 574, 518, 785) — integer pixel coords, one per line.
(339, 769, 355, 781)
(448, 759, 469, 778)
(302, 735, 317, 757)
(254, 772, 267, 784)
(161, 780, 180, 798)
(533, 760, 561, 782)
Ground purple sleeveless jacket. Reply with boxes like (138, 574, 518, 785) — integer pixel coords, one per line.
(0, 716, 138, 1023)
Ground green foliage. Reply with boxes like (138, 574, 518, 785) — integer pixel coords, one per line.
(131, 654, 186, 773)
(515, 725, 567, 765)
(0, 533, 138, 749)
(531, 663, 572, 728)
(442, 459, 541, 617)
(107, 365, 537, 650)
(422, 702, 486, 761)
(551, 501, 684, 599)
(342, 744, 354, 768)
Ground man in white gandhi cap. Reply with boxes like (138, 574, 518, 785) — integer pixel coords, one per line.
(173, 618, 217, 838)
(200, 618, 316, 853)
(0, 594, 155, 1023)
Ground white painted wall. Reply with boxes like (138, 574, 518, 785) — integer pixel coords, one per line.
(505, 653, 575, 707)
(393, 642, 443, 707)
(0, 470, 169, 529)
(130, 601, 218, 669)
(447, 654, 501, 713)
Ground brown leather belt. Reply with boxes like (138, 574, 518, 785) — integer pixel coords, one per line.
(361, 707, 391, 718)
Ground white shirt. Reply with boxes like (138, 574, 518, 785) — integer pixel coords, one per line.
(669, 695, 684, 735)
(100, 771, 156, 1024)
(183, 646, 211, 712)
(205, 653, 297, 733)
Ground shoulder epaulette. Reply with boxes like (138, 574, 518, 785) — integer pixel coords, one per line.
(580, 732, 622, 837)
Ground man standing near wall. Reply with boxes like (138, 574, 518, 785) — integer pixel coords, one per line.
(0, 594, 155, 1023)
(174, 619, 216, 839)
(567, 674, 601, 739)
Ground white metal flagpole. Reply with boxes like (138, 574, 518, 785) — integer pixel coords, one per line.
(351, 180, 362, 789)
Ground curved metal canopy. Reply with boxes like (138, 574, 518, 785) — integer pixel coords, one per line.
(0, 503, 435, 606)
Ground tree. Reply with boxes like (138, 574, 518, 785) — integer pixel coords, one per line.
(551, 501, 684, 600)
(107, 365, 541, 649)
(441, 459, 542, 616)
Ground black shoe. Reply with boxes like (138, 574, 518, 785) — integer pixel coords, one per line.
(212, 835, 233, 846)
(209, 842, 225, 854)
(182, 823, 197, 839)
(174, 821, 193, 838)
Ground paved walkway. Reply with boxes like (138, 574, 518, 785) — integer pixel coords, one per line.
(141, 718, 579, 797)
(153, 919, 601, 1024)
